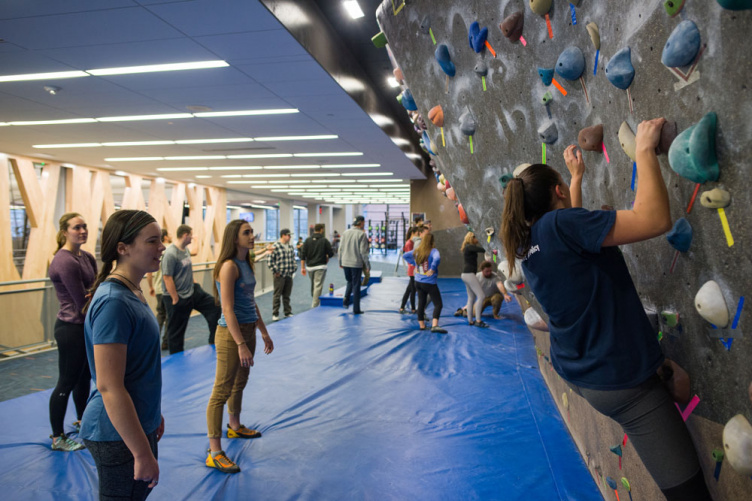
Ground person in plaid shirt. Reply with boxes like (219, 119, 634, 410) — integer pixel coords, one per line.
(269, 228, 297, 321)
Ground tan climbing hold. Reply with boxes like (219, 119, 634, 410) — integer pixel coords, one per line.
(529, 0, 552, 16)
(694, 280, 729, 328)
(723, 414, 752, 476)
(578, 124, 604, 152)
(700, 188, 731, 209)
(393, 67, 404, 84)
(525, 307, 549, 331)
(618, 122, 636, 162)
(586, 22, 600, 50)
(513, 163, 532, 177)
(446, 186, 457, 201)
(428, 105, 444, 127)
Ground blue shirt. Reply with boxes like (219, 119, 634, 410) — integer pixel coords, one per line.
(403, 248, 441, 284)
(81, 280, 162, 441)
(522, 209, 664, 390)
(218, 258, 258, 326)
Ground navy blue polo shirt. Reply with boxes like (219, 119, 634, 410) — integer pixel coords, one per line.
(522, 208, 664, 390)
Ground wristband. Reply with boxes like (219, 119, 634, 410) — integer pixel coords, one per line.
(237, 341, 246, 346)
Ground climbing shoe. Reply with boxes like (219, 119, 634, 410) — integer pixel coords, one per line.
(453, 308, 465, 317)
(50, 434, 85, 452)
(431, 326, 448, 334)
(475, 321, 489, 328)
(227, 424, 262, 439)
(205, 450, 240, 473)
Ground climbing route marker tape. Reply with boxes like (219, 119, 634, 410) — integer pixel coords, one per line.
(630, 162, 636, 191)
(580, 77, 590, 104)
(675, 395, 700, 422)
(429, 28, 436, 45)
(720, 338, 733, 351)
(440, 127, 445, 147)
(731, 297, 744, 329)
(570, 3, 577, 25)
(594, 50, 599, 75)
(485, 41, 497, 58)
(627, 88, 634, 114)
(602, 142, 610, 163)
(717, 208, 734, 247)
(519, 35, 527, 47)
(552, 78, 567, 96)
(469, 136, 474, 154)
(686, 183, 701, 213)
(545, 13, 554, 39)
(482, 76, 487, 91)
(391, 0, 405, 15)
(669, 250, 680, 274)
(542, 143, 546, 164)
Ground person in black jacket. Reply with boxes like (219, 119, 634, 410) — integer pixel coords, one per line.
(459, 232, 488, 327)
(300, 224, 334, 308)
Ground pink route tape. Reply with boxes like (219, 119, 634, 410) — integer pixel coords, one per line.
(602, 142, 610, 163)
(675, 395, 700, 422)
(520, 36, 527, 47)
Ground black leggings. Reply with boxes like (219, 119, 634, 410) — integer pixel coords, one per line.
(569, 375, 711, 501)
(49, 320, 91, 437)
(416, 282, 442, 321)
(400, 276, 416, 310)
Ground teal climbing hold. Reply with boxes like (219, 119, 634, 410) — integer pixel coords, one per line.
(538, 67, 554, 86)
(499, 173, 513, 188)
(666, 217, 693, 252)
(668, 112, 718, 184)
(555, 47, 585, 81)
(610, 445, 623, 457)
(662, 20, 701, 67)
(400, 89, 417, 111)
(717, 0, 752, 9)
(605, 47, 635, 90)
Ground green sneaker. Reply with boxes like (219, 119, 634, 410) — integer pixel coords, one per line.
(50, 434, 85, 452)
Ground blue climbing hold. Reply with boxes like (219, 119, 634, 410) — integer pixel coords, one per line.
(555, 47, 586, 81)
(662, 20, 701, 68)
(668, 112, 719, 184)
(606, 477, 618, 490)
(605, 47, 635, 90)
(717, 0, 752, 10)
(422, 131, 438, 156)
(666, 218, 693, 252)
(401, 89, 417, 111)
(435, 44, 456, 77)
(468, 21, 489, 53)
(610, 445, 623, 457)
(538, 67, 554, 86)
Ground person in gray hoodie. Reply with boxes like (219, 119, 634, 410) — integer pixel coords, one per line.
(339, 216, 370, 314)
(300, 224, 334, 308)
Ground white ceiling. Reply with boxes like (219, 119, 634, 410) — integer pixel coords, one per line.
(0, 0, 422, 206)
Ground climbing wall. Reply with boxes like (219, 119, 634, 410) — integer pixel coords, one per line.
(377, 1, 751, 499)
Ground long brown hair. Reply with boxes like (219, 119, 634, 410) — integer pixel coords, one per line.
(84, 210, 156, 312)
(55, 212, 82, 254)
(501, 164, 561, 276)
(414, 232, 435, 265)
(460, 231, 476, 253)
(213, 220, 254, 304)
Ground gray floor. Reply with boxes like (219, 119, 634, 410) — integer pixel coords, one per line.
(0, 253, 404, 403)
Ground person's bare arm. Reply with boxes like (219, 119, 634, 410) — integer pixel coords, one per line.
(563, 145, 585, 209)
(163, 276, 179, 304)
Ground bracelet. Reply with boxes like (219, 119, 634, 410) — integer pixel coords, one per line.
(237, 341, 246, 346)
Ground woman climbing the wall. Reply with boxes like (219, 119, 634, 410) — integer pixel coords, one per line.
(500, 118, 711, 501)
(205, 220, 274, 473)
(458, 231, 489, 327)
(403, 233, 447, 333)
(47, 213, 97, 452)
(398, 226, 418, 314)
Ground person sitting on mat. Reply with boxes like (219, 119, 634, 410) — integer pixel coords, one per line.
(205, 220, 274, 474)
(403, 233, 447, 333)
(453, 261, 513, 321)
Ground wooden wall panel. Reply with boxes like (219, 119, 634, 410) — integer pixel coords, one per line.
(0, 155, 21, 282)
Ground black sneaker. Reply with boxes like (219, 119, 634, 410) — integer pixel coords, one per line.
(431, 326, 448, 334)
(475, 321, 489, 328)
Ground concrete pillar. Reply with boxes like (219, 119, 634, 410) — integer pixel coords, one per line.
(278, 199, 294, 237)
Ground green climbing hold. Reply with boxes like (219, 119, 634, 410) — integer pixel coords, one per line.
(664, 0, 685, 17)
(712, 448, 725, 462)
(371, 31, 387, 48)
(621, 478, 631, 491)
(668, 112, 719, 184)
(499, 173, 514, 188)
(541, 91, 553, 105)
(662, 310, 680, 328)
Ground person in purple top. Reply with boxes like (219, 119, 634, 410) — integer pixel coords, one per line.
(402, 233, 447, 333)
(47, 212, 97, 451)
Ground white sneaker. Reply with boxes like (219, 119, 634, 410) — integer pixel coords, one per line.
(285, 313, 294, 318)
(272, 315, 279, 321)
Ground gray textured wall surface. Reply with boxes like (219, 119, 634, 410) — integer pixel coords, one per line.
(378, 0, 751, 498)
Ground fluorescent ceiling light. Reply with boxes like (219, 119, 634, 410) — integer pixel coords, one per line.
(357, 179, 403, 182)
(110, 157, 164, 162)
(341, 172, 392, 176)
(406, 153, 423, 160)
(252, 200, 266, 203)
(220, 175, 243, 178)
(208, 166, 263, 171)
(370, 114, 394, 127)
(102, 140, 174, 147)
(390, 137, 410, 146)
(34, 142, 101, 149)
(0, 71, 90, 82)
(87, 60, 229, 76)
(369, 185, 410, 188)
(228, 154, 293, 159)
(338, 76, 365, 93)
(387, 77, 400, 88)
(194, 108, 298, 117)
(301, 195, 318, 199)
(293, 152, 362, 157)
(11, 111, 313, 128)
(270, 189, 292, 192)
(269, 180, 310, 184)
(290, 173, 337, 177)
(293, 206, 307, 210)
(164, 155, 225, 160)
(176, 138, 252, 144)
(255, 135, 338, 141)
(195, 175, 212, 179)
(97, 113, 193, 122)
(157, 167, 209, 171)
(264, 165, 321, 170)
(241, 174, 290, 178)
(10, 118, 97, 126)
(343, 1, 365, 19)
(324, 164, 381, 168)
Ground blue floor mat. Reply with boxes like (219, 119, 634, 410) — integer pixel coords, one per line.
(0, 277, 601, 501)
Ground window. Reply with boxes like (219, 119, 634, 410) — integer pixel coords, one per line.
(294, 208, 308, 239)
(264, 209, 279, 241)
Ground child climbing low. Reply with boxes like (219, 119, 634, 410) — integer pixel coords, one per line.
(500, 118, 710, 501)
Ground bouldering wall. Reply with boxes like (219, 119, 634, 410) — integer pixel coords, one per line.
(376, 1, 752, 500)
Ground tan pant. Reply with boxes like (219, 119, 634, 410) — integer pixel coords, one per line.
(482, 293, 504, 317)
(206, 323, 256, 438)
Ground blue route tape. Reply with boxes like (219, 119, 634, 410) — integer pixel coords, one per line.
(570, 4, 577, 25)
(720, 338, 733, 351)
(630, 162, 636, 191)
(714, 461, 722, 480)
(594, 51, 599, 75)
(731, 296, 744, 329)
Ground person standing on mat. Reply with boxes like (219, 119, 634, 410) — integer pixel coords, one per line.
(403, 233, 447, 333)
(399, 226, 418, 314)
(500, 118, 710, 501)
(81, 210, 166, 500)
(268, 228, 297, 321)
(459, 232, 488, 327)
(454, 261, 513, 320)
(47, 212, 97, 452)
(161, 225, 220, 353)
(300, 223, 334, 308)
(339, 216, 370, 315)
(205, 220, 274, 474)
(146, 229, 172, 350)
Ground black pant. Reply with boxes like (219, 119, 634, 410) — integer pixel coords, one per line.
(272, 275, 293, 316)
(163, 283, 220, 354)
(84, 431, 158, 501)
(155, 293, 167, 336)
(343, 267, 363, 313)
(400, 276, 416, 311)
(416, 282, 442, 321)
(49, 320, 91, 437)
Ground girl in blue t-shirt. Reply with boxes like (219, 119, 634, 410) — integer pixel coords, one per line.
(500, 118, 709, 501)
(205, 220, 274, 473)
(82, 210, 166, 500)
(403, 233, 447, 333)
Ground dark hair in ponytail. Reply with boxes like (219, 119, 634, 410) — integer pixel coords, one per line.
(84, 210, 156, 312)
(55, 213, 82, 254)
(500, 164, 562, 277)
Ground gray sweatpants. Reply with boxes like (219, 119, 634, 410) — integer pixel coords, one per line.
(461, 272, 485, 323)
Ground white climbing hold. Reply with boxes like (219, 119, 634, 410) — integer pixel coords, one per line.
(723, 414, 752, 476)
(618, 122, 637, 162)
(513, 163, 532, 177)
(500, 259, 524, 284)
(694, 280, 729, 328)
(700, 188, 731, 209)
(525, 307, 549, 331)
(504, 279, 521, 294)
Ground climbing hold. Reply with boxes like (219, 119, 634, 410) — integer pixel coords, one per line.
(666, 218, 693, 252)
(562, 392, 569, 409)
(538, 67, 555, 86)
(444, 180, 451, 189)
(468, 21, 489, 53)
(538, 121, 558, 144)
(446, 186, 457, 201)
(661, 310, 680, 329)
(657, 120, 678, 155)
(524, 308, 549, 331)
(586, 22, 601, 50)
(669, 112, 719, 184)
(501, 259, 524, 284)
(618, 122, 637, 162)
(372, 31, 387, 48)
(499, 173, 514, 188)
(437, 182, 447, 192)
(421, 131, 438, 156)
(529, 0, 552, 16)
(695, 280, 729, 328)
(393, 68, 404, 84)
(438, 174, 445, 184)
(500, 12, 524, 41)
(458, 203, 469, 224)
(474, 60, 488, 77)
(555, 47, 586, 81)
(435, 44, 456, 77)
(658, 359, 691, 405)
(578, 124, 604, 152)
(717, 0, 752, 10)
(541, 91, 553, 105)
(723, 414, 752, 475)
(428, 106, 444, 127)
(610, 445, 623, 457)
(420, 15, 431, 35)
(700, 188, 731, 209)
(514, 163, 532, 177)
(662, 20, 701, 68)
(400, 89, 417, 111)
(664, 0, 686, 17)
(460, 111, 477, 136)
(605, 47, 635, 90)
(605, 477, 618, 490)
